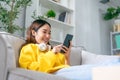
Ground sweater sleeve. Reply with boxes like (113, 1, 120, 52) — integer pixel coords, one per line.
(19, 44, 40, 70)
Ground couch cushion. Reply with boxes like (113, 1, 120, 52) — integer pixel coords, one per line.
(0, 31, 25, 80)
(0, 32, 25, 67)
(5, 34, 25, 67)
(81, 50, 120, 65)
(70, 47, 82, 66)
(8, 68, 69, 80)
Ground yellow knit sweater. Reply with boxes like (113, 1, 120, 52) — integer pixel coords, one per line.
(19, 43, 69, 73)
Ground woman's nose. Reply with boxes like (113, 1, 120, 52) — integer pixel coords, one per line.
(46, 34, 50, 38)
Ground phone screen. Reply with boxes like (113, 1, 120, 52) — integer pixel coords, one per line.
(60, 34, 73, 53)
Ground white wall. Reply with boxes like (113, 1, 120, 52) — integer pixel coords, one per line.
(75, 0, 113, 55)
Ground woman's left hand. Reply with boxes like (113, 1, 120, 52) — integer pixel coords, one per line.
(61, 41, 72, 65)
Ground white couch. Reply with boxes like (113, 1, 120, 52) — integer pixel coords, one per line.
(0, 31, 120, 80)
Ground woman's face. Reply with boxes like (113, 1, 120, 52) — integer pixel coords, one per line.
(33, 24, 51, 44)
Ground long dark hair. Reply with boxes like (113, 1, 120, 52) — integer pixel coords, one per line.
(24, 19, 51, 45)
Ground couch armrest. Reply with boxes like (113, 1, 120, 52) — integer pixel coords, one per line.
(70, 47, 82, 66)
(8, 68, 69, 80)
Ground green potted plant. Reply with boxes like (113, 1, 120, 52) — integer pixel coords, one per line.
(104, 6, 120, 20)
(46, 9, 56, 18)
(0, 0, 32, 34)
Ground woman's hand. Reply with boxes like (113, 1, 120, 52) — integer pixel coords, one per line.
(51, 42, 72, 65)
(61, 41, 72, 65)
(52, 44, 62, 53)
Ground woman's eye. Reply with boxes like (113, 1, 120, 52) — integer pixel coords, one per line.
(43, 31, 46, 33)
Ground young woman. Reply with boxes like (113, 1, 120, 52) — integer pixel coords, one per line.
(19, 19, 71, 73)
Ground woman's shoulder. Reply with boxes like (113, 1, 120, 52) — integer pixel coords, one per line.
(20, 43, 38, 56)
(22, 43, 37, 50)
(20, 43, 39, 54)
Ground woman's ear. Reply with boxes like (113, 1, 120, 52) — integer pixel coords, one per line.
(31, 30, 36, 36)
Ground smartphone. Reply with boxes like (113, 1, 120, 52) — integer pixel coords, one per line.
(60, 34, 73, 53)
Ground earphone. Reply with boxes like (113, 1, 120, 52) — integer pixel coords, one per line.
(37, 43, 51, 51)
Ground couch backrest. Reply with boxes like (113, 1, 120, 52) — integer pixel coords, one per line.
(70, 47, 82, 65)
(81, 50, 120, 65)
(0, 32, 25, 80)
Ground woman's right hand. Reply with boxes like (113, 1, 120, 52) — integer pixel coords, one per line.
(52, 44, 62, 53)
